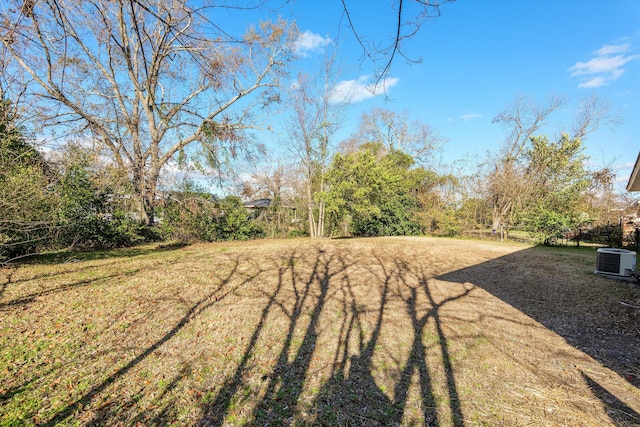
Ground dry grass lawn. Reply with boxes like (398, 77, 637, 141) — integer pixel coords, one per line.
(1, 237, 639, 426)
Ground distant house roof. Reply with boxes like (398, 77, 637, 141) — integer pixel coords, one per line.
(244, 198, 271, 209)
(627, 152, 640, 192)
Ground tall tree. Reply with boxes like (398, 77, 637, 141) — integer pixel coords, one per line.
(488, 94, 565, 237)
(285, 49, 345, 238)
(487, 94, 616, 239)
(413, 171, 461, 236)
(585, 164, 621, 226)
(1, 0, 296, 224)
(520, 134, 589, 244)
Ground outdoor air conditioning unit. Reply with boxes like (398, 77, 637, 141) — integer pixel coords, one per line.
(595, 248, 637, 277)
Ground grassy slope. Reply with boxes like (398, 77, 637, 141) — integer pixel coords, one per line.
(1, 237, 639, 426)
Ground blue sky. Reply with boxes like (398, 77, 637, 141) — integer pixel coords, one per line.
(261, 0, 640, 190)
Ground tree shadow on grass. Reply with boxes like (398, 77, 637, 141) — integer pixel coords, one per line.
(580, 371, 640, 426)
(11, 241, 188, 266)
(197, 247, 471, 426)
(0, 242, 195, 310)
(437, 246, 640, 422)
(0, 269, 139, 311)
(437, 247, 640, 380)
(198, 248, 356, 426)
(90, 361, 194, 427)
(248, 250, 353, 426)
(394, 261, 470, 427)
(20, 241, 635, 425)
(197, 251, 294, 426)
(311, 253, 408, 426)
(0, 242, 188, 295)
(39, 253, 263, 427)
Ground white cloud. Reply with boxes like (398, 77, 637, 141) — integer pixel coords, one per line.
(329, 76, 399, 103)
(569, 42, 639, 88)
(570, 55, 636, 76)
(294, 31, 332, 57)
(596, 43, 630, 56)
(460, 112, 482, 122)
(578, 76, 606, 88)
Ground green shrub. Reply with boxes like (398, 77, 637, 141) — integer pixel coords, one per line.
(161, 194, 263, 243)
(213, 196, 264, 241)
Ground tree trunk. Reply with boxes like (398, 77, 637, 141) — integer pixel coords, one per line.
(136, 167, 160, 226)
(317, 201, 325, 238)
(143, 194, 154, 226)
(491, 216, 502, 241)
(307, 179, 317, 238)
(491, 216, 501, 233)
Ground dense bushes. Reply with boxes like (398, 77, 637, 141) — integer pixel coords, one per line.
(1, 127, 147, 260)
(55, 148, 146, 250)
(324, 145, 425, 237)
(1, 100, 57, 259)
(0, 114, 265, 261)
(160, 191, 264, 243)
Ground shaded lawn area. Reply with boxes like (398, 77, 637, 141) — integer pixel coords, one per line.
(1, 237, 639, 426)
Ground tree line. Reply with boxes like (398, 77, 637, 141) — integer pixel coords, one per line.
(240, 94, 624, 245)
(0, 0, 629, 262)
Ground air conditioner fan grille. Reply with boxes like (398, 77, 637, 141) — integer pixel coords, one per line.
(596, 252, 621, 274)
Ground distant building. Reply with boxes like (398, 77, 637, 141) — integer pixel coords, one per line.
(244, 198, 272, 209)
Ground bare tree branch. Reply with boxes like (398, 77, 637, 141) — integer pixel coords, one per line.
(0, 0, 297, 224)
(341, 0, 453, 87)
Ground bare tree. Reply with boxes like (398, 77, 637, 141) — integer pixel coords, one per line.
(285, 48, 345, 238)
(585, 162, 624, 226)
(487, 95, 565, 237)
(341, 107, 445, 167)
(571, 93, 621, 142)
(0, 0, 296, 224)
